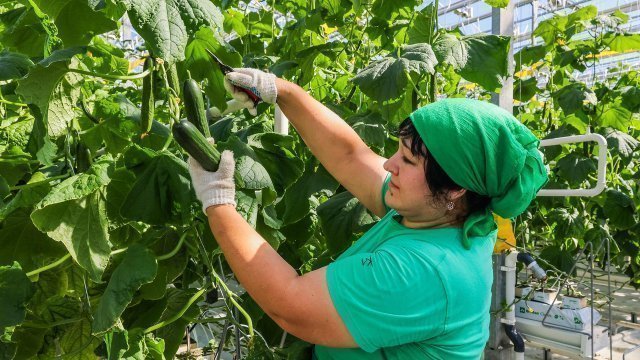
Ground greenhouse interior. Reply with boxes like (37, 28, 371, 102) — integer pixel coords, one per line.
(0, 0, 639, 359)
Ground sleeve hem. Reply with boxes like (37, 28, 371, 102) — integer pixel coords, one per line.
(326, 262, 378, 353)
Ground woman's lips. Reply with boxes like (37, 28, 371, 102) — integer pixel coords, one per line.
(389, 181, 399, 190)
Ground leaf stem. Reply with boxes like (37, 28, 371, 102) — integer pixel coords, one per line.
(67, 68, 151, 81)
(156, 231, 188, 261)
(26, 254, 71, 278)
(144, 287, 206, 333)
(0, 98, 27, 107)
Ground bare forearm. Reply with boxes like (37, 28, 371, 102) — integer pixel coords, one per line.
(275, 79, 371, 171)
(206, 204, 298, 320)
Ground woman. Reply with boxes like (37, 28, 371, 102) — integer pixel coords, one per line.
(187, 69, 548, 359)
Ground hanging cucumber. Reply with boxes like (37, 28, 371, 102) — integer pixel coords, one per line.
(75, 142, 92, 173)
(182, 79, 210, 137)
(172, 120, 220, 171)
(173, 120, 243, 185)
(140, 57, 155, 135)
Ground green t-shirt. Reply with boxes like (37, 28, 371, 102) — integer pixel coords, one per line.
(314, 176, 496, 359)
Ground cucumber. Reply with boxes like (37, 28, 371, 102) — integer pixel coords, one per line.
(182, 79, 210, 137)
(75, 142, 92, 173)
(172, 119, 221, 172)
(141, 57, 155, 134)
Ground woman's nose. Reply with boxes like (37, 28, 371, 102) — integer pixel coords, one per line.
(383, 157, 398, 175)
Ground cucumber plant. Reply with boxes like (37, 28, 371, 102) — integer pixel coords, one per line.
(0, 1, 638, 359)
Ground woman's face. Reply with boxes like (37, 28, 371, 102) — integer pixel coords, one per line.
(383, 138, 450, 225)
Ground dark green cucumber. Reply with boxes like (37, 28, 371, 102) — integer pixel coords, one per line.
(75, 142, 92, 172)
(140, 57, 155, 134)
(182, 79, 210, 137)
(172, 119, 220, 171)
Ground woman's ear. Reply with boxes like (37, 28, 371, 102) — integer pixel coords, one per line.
(447, 188, 467, 202)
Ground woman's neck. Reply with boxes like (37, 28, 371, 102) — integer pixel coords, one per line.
(398, 215, 463, 229)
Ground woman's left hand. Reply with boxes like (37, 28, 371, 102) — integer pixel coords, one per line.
(187, 139, 236, 213)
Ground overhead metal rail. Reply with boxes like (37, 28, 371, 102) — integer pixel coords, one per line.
(438, 0, 640, 47)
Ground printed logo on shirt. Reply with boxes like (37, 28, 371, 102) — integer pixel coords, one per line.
(361, 256, 373, 267)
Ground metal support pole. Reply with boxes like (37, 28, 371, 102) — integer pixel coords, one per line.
(485, 254, 513, 360)
(486, 3, 516, 360)
(491, 1, 515, 114)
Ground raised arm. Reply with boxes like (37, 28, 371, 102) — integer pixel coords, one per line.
(276, 79, 389, 217)
(224, 70, 388, 217)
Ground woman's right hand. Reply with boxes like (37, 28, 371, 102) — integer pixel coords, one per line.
(223, 68, 278, 115)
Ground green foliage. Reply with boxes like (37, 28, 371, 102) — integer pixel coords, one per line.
(118, 0, 224, 64)
(514, 4, 640, 289)
(0, 1, 639, 358)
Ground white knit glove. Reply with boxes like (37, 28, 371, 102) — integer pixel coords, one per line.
(187, 139, 236, 213)
(223, 68, 277, 115)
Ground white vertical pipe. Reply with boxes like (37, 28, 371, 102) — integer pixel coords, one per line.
(503, 251, 518, 325)
(274, 104, 289, 135)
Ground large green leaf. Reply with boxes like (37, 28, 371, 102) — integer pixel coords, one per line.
(0, 262, 34, 328)
(223, 135, 274, 192)
(599, 100, 633, 131)
(514, 44, 547, 71)
(0, 7, 46, 57)
(514, 77, 538, 102)
(282, 163, 339, 225)
(31, 191, 112, 282)
(0, 117, 33, 149)
(0, 172, 52, 221)
(602, 128, 639, 158)
(248, 133, 305, 195)
(32, 0, 117, 46)
(34, 156, 112, 206)
(317, 191, 378, 253)
(603, 189, 636, 230)
(552, 82, 595, 115)
(93, 244, 157, 334)
(59, 318, 101, 359)
(0, 209, 66, 273)
(353, 43, 437, 102)
(620, 86, 640, 112)
(82, 94, 170, 154)
(407, 4, 436, 45)
(533, 6, 597, 45)
(604, 33, 640, 52)
(370, 0, 420, 19)
(184, 27, 242, 111)
(30, 158, 113, 282)
(119, 0, 224, 64)
(16, 48, 86, 138)
(345, 111, 388, 149)
(556, 153, 597, 184)
(0, 145, 39, 187)
(539, 245, 575, 274)
(0, 50, 33, 80)
(565, 5, 598, 39)
(434, 33, 511, 91)
(120, 150, 194, 225)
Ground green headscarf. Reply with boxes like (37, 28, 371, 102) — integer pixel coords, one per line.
(409, 98, 548, 249)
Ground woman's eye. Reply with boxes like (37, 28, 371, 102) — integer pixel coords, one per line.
(402, 156, 413, 164)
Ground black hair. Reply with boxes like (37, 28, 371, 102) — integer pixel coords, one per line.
(397, 117, 491, 219)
